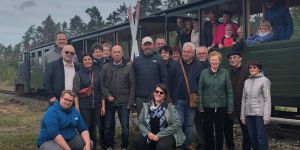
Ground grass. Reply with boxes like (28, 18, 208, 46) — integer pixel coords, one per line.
(0, 96, 45, 150)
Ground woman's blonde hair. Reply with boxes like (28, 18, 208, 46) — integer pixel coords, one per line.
(208, 51, 222, 62)
(257, 19, 272, 34)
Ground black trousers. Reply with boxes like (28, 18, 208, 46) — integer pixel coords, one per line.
(134, 133, 176, 150)
(224, 115, 251, 150)
(203, 107, 226, 150)
(80, 108, 100, 150)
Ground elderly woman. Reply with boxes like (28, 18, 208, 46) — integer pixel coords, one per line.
(73, 54, 105, 150)
(240, 61, 271, 150)
(246, 20, 274, 45)
(198, 51, 233, 150)
(134, 84, 185, 150)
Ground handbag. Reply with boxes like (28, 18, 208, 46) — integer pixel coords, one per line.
(79, 72, 94, 98)
(179, 60, 199, 108)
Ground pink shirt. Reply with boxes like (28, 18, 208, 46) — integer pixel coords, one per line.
(212, 22, 239, 45)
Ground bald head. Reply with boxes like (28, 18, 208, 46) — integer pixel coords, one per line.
(61, 45, 75, 63)
(111, 45, 123, 63)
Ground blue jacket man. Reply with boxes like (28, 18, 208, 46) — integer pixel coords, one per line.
(37, 90, 92, 150)
(265, 0, 293, 40)
(133, 36, 168, 115)
(173, 42, 205, 150)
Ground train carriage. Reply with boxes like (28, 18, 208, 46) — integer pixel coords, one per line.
(15, 0, 300, 115)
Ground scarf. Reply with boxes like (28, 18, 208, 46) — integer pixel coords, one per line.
(258, 31, 271, 37)
(145, 101, 166, 143)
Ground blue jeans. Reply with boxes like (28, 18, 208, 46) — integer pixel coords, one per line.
(246, 116, 268, 150)
(104, 104, 129, 149)
(174, 99, 196, 149)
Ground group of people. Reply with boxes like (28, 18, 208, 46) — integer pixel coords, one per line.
(36, 28, 271, 150)
(176, 0, 293, 50)
(35, 1, 293, 150)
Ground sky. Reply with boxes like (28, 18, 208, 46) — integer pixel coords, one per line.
(0, 0, 136, 46)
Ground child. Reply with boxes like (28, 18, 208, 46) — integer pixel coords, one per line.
(219, 24, 237, 49)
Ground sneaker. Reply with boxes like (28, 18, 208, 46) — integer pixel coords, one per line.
(106, 147, 113, 150)
(121, 149, 127, 150)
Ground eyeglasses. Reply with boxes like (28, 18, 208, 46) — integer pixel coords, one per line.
(155, 90, 164, 95)
(64, 51, 75, 55)
(249, 66, 258, 69)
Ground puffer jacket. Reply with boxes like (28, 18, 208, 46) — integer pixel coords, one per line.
(240, 73, 271, 121)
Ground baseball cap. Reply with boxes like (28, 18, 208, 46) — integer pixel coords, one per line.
(142, 36, 153, 45)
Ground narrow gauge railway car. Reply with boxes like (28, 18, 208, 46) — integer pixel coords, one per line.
(15, 0, 300, 116)
(154, 0, 300, 116)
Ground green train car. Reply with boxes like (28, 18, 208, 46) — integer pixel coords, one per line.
(15, 0, 300, 115)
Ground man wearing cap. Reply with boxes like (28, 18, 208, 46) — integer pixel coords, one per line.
(133, 36, 168, 115)
(225, 51, 251, 150)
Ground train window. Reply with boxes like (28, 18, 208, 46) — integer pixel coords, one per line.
(31, 52, 35, 58)
(247, 0, 300, 45)
(45, 49, 49, 53)
(38, 51, 42, 57)
(200, 0, 243, 48)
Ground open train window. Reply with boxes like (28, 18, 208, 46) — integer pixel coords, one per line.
(38, 51, 42, 57)
(246, 0, 300, 44)
(31, 52, 35, 58)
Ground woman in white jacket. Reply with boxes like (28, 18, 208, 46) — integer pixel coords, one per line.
(240, 61, 271, 150)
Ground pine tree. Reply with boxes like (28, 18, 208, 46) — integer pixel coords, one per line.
(85, 6, 105, 32)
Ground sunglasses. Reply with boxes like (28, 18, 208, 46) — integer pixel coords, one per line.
(64, 51, 75, 55)
(155, 90, 164, 95)
(249, 66, 258, 69)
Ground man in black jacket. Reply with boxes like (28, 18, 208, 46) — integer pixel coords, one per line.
(133, 36, 168, 115)
(225, 51, 251, 150)
(44, 45, 79, 106)
(173, 42, 205, 150)
(101, 45, 135, 150)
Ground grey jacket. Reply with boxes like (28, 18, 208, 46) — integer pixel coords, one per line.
(101, 60, 135, 107)
(240, 73, 271, 121)
(137, 102, 186, 147)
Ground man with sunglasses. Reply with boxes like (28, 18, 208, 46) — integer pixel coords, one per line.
(37, 90, 93, 150)
(44, 45, 80, 106)
(226, 51, 251, 150)
(43, 32, 78, 71)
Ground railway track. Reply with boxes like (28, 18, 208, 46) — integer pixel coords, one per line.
(0, 89, 47, 101)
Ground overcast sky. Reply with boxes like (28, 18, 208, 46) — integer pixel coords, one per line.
(0, 0, 136, 46)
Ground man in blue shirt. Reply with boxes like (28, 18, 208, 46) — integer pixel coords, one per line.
(37, 90, 92, 150)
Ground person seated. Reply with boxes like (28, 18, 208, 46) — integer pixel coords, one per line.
(246, 19, 274, 45)
(219, 24, 237, 49)
(208, 11, 239, 50)
(36, 90, 92, 150)
(134, 84, 185, 150)
(202, 11, 220, 47)
(264, 0, 293, 41)
(232, 26, 245, 51)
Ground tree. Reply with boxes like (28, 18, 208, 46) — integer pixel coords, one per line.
(164, 0, 184, 9)
(139, 0, 163, 16)
(85, 6, 105, 32)
(41, 15, 57, 43)
(106, 2, 128, 26)
(22, 25, 36, 50)
(69, 15, 86, 37)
